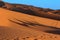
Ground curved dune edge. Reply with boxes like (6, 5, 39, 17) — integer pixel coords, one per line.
(0, 8, 60, 40)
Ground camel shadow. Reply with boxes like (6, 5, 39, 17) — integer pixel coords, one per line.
(8, 18, 60, 35)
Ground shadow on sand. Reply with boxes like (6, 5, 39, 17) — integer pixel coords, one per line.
(8, 18, 60, 35)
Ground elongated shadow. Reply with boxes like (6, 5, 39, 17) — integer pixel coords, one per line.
(9, 19, 29, 27)
(46, 29, 60, 35)
(12, 18, 60, 29)
(8, 19, 60, 35)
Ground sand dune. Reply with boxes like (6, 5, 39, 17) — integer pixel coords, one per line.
(0, 8, 60, 28)
(0, 8, 60, 40)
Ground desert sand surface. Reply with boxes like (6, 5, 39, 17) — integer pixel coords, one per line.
(0, 8, 60, 40)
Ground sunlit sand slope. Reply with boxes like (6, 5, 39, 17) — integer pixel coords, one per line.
(0, 8, 60, 40)
(0, 8, 60, 28)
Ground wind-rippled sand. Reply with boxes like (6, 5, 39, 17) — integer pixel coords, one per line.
(0, 27, 60, 40)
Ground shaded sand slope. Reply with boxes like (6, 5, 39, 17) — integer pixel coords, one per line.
(0, 8, 60, 40)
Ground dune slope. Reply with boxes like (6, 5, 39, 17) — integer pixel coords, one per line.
(0, 8, 60, 40)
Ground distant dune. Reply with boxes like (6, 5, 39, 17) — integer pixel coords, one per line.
(0, 1, 60, 40)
